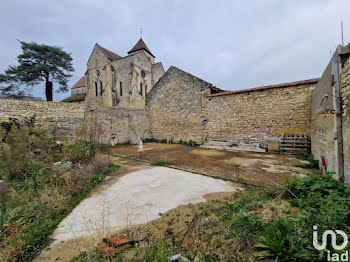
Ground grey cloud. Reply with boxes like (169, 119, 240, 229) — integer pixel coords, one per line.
(0, 0, 349, 101)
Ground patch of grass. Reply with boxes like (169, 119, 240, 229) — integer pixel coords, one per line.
(152, 160, 174, 166)
(0, 158, 119, 261)
(295, 159, 319, 169)
(178, 139, 199, 146)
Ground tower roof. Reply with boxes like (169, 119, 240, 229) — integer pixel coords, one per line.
(128, 39, 155, 58)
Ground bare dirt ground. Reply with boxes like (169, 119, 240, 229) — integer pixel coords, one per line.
(110, 143, 312, 185)
(35, 156, 241, 262)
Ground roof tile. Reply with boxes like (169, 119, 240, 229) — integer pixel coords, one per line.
(72, 76, 85, 89)
(128, 39, 155, 58)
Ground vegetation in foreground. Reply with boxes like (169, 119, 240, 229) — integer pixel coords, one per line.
(0, 117, 118, 261)
(73, 172, 350, 261)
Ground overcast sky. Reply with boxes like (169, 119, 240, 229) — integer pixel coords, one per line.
(0, 0, 349, 101)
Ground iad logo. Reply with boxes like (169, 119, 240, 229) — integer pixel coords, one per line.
(313, 225, 349, 261)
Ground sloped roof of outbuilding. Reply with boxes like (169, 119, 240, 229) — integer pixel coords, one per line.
(128, 38, 155, 58)
(61, 94, 86, 102)
(72, 76, 86, 89)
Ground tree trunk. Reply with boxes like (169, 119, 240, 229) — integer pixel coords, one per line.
(45, 81, 53, 101)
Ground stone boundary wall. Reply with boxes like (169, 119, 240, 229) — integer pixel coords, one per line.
(0, 99, 85, 138)
(207, 83, 316, 146)
(340, 57, 350, 181)
(85, 108, 150, 144)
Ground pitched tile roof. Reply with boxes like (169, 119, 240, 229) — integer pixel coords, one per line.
(128, 38, 155, 58)
(208, 78, 320, 97)
(99, 45, 122, 61)
(72, 76, 85, 89)
(61, 94, 86, 102)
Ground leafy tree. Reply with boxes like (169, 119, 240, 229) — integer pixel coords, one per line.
(0, 40, 74, 101)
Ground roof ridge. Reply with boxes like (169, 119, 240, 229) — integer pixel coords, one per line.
(169, 66, 218, 88)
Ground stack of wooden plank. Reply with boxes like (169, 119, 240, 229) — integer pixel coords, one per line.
(280, 135, 310, 154)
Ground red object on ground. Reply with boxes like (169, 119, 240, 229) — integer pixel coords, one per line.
(321, 155, 326, 167)
(320, 155, 326, 175)
(96, 243, 116, 257)
(103, 235, 134, 248)
(62, 156, 70, 161)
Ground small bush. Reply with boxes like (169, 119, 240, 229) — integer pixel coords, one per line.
(255, 219, 310, 261)
(143, 138, 159, 143)
(91, 155, 112, 174)
(0, 119, 53, 180)
(153, 160, 174, 166)
(143, 242, 173, 262)
(67, 141, 94, 163)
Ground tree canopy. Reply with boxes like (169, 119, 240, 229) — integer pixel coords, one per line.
(0, 41, 74, 101)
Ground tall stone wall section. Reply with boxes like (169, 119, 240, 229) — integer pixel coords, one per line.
(208, 84, 316, 146)
(310, 58, 336, 173)
(0, 99, 85, 139)
(85, 108, 150, 145)
(146, 66, 212, 143)
(340, 57, 350, 181)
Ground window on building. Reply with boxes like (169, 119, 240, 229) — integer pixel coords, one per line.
(120, 81, 123, 96)
(100, 81, 103, 96)
(145, 85, 147, 95)
(140, 83, 143, 96)
(95, 82, 98, 96)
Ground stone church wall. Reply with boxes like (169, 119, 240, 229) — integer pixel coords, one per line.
(208, 83, 316, 146)
(0, 99, 85, 139)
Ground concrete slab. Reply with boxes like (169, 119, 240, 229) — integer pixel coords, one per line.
(52, 166, 238, 244)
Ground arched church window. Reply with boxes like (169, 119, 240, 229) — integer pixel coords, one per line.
(145, 85, 147, 95)
(120, 81, 123, 96)
(141, 70, 146, 78)
(100, 81, 103, 96)
(95, 82, 98, 96)
(140, 83, 143, 96)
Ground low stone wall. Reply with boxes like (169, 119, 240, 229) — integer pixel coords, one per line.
(208, 83, 316, 146)
(0, 99, 85, 139)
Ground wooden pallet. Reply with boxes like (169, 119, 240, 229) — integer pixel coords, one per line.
(280, 135, 310, 154)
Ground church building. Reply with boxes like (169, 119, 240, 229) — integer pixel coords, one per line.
(62, 38, 165, 109)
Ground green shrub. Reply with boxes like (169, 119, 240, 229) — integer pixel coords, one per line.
(143, 242, 173, 262)
(0, 116, 35, 141)
(143, 138, 159, 143)
(228, 214, 264, 240)
(153, 160, 174, 166)
(0, 118, 53, 180)
(67, 141, 93, 162)
(255, 219, 310, 261)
